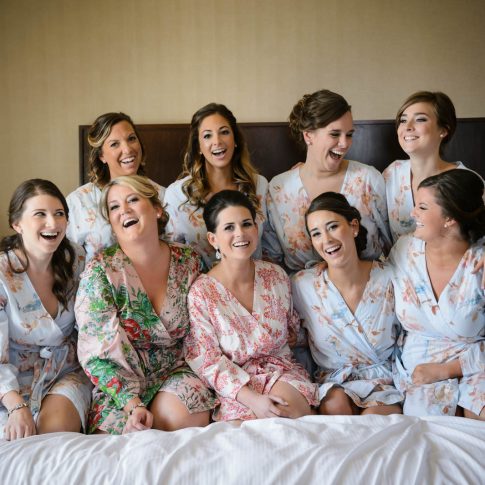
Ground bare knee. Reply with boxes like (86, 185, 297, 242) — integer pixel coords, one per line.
(319, 387, 355, 415)
(150, 392, 210, 431)
(37, 395, 81, 434)
(463, 407, 485, 421)
(361, 404, 402, 416)
(271, 381, 312, 418)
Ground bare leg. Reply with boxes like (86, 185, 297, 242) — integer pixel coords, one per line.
(37, 394, 81, 434)
(150, 391, 210, 431)
(270, 381, 313, 418)
(463, 407, 485, 421)
(361, 404, 402, 415)
(319, 387, 356, 415)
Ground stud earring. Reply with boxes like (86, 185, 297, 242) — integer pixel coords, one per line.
(440, 134, 445, 138)
(215, 248, 221, 260)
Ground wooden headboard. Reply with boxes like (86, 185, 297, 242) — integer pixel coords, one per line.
(79, 119, 485, 187)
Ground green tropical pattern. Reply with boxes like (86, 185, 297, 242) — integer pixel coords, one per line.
(76, 242, 215, 434)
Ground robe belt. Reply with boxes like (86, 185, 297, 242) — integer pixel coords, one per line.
(323, 360, 391, 383)
(10, 338, 74, 415)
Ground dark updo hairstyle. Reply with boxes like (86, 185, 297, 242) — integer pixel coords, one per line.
(0, 179, 76, 311)
(289, 89, 352, 148)
(203, 190, 257, 234)
(88, 112, 146, 188)
(418, 169, 485, 243)
(305, 192, 368, 258)
(395, 91, 457, 156)
(181, 103, 260, 213)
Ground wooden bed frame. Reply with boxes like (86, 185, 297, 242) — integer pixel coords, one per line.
(79, 119, 485, 186)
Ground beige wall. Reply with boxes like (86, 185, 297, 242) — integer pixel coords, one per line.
(1, 0, 484, 236)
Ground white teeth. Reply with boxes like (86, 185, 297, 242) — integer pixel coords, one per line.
(41, 232, 58, 236)
(233, 241, 249, 247)
(122, 218, 138, 228)
(404, 136, 418, 141)
(121, 156, 135, 164)
(212, 149, 226, 155)
(325, 244, 341, 254)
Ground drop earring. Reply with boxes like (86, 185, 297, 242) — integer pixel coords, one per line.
(215, 248, 221, 260)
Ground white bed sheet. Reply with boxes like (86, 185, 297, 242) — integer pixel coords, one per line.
(1, 415, 484, 485)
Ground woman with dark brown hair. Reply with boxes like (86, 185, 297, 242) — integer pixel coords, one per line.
(0, 179, 91, 440)
(66, 112, 165, 261)
(164, 103, 279, 270)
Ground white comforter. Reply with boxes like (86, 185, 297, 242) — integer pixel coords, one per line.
(1, 415, 484, 484)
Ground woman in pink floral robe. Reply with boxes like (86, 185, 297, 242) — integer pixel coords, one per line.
(76, 175, 215, 434)
(185, 190, 318, 421)
(390, 170, 485, 419)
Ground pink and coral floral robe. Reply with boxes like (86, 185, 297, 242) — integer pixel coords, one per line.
(0, 246, 92, 436)
(389, 235, 485, 416)
(382, 160, 479, 243)
(267, 161, 392, 272)
(185, 260, 319, 421)
(67, 181, 165, 261)
(75, 242, 215, 434)
(292, 261, 403, 407)
(164, 175, 281, 270)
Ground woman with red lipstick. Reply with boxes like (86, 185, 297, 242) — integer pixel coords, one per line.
(67, 112, 165, 262)
(76, 175, 214, 434)
(164, 103, 278, 270)
(390, 170, 484, 419)
(0, 179, 91, 440)
(267, 89, 392, 273)
(291, 192, 402, 416)
(184, 190, 318, 422)
(383, 91, 482, 244)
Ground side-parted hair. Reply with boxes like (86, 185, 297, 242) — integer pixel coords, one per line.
(0, 179, 76, 311)
(305, 192, 368, 257)
(181, 103, 260, 213)
(395, 91, 457, 156)
(419, 169, 485, 243)
(101, 175, 169, 235)
(289, 89, 352, 148)
(88, 112, 146, 188)
(203, 190, 257, 234)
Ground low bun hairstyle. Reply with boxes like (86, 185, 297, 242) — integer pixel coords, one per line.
(305, 192, 368, 257)
(203, 190, 256, 234)
(289, 90, 352, 148)
(418, 169, 485, 244)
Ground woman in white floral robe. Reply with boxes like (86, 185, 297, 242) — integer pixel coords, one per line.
(389, 170, 485, 419)
(0, 179, 91, 440)
(292, 192, 402, 415)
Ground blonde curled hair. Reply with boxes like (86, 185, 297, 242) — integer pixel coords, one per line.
(101, 175, 168, 235)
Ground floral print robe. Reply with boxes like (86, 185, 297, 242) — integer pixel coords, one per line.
(75, 242, 215, 434)
(389, 235, 485, 416)
(383, 160, 475, 243)
(292, 262, 402, 407)
(164, 175, 281, 270)
(267, 161, 392, 272)
(0, 246, 92, 436)
(67, 181, 165, 261)
(185, 260, 319, 421)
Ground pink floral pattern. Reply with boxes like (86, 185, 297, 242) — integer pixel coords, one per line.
(389, 235, 485, 416)
(292, 262, 402, 407)
(185, 260, 318, 421)
(267, 161, 392, 272)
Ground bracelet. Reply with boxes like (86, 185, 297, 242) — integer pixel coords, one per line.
(7, 402, 29, 417)
(128, 402, 146, 416)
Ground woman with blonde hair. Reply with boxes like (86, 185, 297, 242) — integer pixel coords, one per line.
(67, 112, 165, 261)
(76, 175, 214, 434)
(164, 103, 279, 270)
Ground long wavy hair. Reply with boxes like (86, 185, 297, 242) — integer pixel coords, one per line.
(180, 103, 260, 213)
(0, 179, 76, 311)
(87, 112, 146, 188)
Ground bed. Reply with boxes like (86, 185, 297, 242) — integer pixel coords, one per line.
(1, 415, 484, 484)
